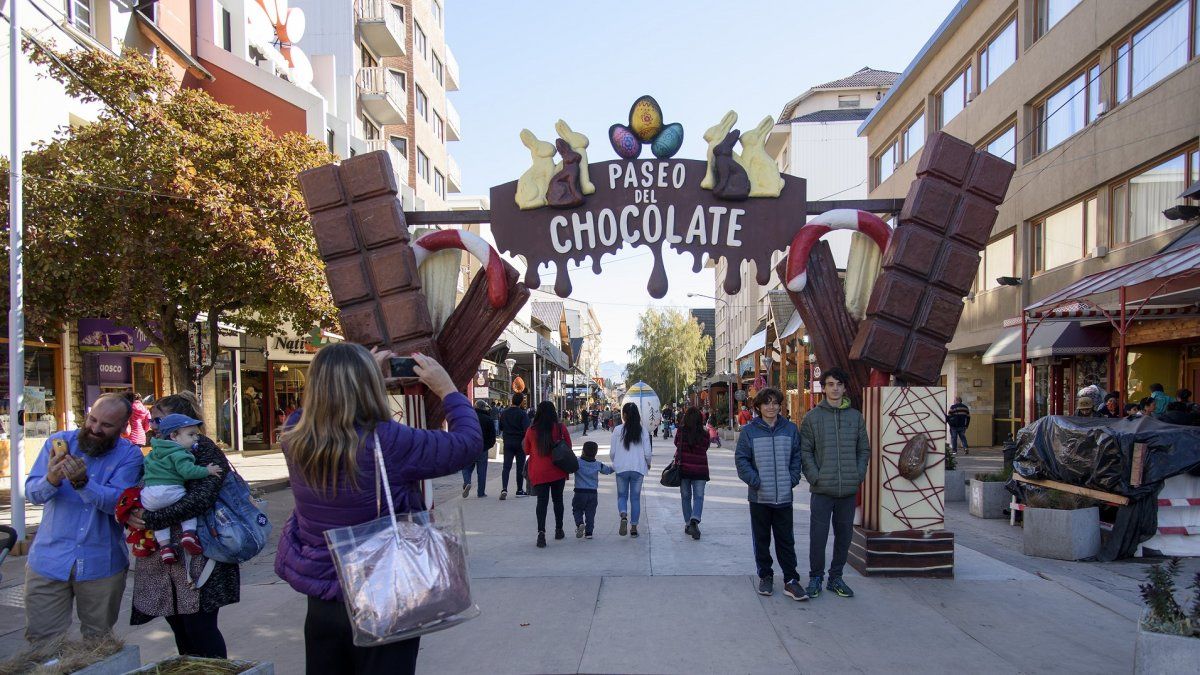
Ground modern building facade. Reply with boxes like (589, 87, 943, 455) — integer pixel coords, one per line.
(861, 0, 1200, 445)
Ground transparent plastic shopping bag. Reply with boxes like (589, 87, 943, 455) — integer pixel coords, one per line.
(324, 432, 480, 646)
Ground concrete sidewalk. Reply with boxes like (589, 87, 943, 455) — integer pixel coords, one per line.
(0, 430, 1167, 673)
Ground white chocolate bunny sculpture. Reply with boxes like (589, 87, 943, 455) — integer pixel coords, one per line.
(736, 116, 785, 198)
(515, 129, 557, 210)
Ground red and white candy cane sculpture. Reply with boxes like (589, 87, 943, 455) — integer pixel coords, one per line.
(411, 229, 510, 308)
(784, 209, 892, 292)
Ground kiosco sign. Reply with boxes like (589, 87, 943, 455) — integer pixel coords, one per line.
(489, 99, 806, 299)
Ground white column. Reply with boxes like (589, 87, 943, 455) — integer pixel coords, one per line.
(8, 0, 25, 539)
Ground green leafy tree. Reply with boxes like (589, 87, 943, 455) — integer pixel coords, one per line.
(0, 44, 337, 392)
(626, 308, 712, 406)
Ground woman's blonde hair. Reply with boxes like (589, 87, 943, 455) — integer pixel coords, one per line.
(280, 342, 392, 495)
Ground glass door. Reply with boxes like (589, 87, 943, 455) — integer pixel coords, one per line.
(130, 357, 163, 401)
(992, 363, 1024, 445)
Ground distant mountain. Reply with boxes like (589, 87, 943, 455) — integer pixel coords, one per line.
(600, 361, 626, 385)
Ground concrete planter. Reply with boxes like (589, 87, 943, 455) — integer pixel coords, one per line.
(1135, 618, 1200, 674)
(1022, 506, 1100, 560)
(70, 645, 140, 674)
(131, 658, 273, 674)
(944, 469, 966, 502)
(969, 479, 1008, 519)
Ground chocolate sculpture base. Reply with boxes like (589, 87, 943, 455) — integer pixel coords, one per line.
(848, 527, 954, 578)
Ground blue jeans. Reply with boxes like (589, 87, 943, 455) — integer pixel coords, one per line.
(460, 448, 488, 496)
(680, 479, 706, 523)
(950, 427, 968, 452)
(615, 471, 644, 525)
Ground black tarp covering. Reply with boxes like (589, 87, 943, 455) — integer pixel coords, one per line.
(1006, 415, 1200, 560)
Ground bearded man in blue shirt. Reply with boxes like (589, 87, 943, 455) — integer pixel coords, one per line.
(23, 393, 144, 648)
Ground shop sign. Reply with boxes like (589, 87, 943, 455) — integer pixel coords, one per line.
(474, 386, 491, 400)
(96, 354, 131, 385)
(266, 326, 337, 361)
(77, 319, 162, 354)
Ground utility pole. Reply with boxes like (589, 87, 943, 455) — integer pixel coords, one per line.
(8, 0, 25, 539)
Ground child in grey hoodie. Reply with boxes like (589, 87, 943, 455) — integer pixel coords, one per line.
(572, 441, 614, 539)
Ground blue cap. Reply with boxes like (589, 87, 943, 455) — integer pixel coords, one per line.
(157, 413, 203, 439)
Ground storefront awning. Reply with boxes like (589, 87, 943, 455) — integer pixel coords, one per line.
(982, 323, 1110, 365)
(537, 335, 571, 371)
(735, 330, 767, 360)
(1027, 243, 1200, 314)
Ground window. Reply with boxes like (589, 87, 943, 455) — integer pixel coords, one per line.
(220, 8, 233, 52)
(414, 21, 428, 60)
(431, 0, 443, 26)
(979, 19, 1016, 91)
(363, 118, 381, 141)
(1035, 66, 1100, 154)
(417, 149, 430, 183)
(432, 53, 444, 87)
(326, 128, 335, 154)
(985, 124, 1017, 163)
(1111, 150, 1195, 243)
(938, 66, 971, 128)
(980, 233, 1015, 291)
(415, 87, 428, 120)
(902, 114, 924, 162)
(1114, 1, 1193, 104)
(838, 95, 861, 109)
(1032, 196, 1097, 272)
(434, 112, 445, 142)
(875, 141, 898, 185)
(390, 68, 407, 93)
(434, 170, 446, 198)
(361, 45, 378, 68)
(67, 0, 93, 33)
(391, 2, 405, 23)
(390, 136, 408, 160)
(1035, 0, 1081, 39)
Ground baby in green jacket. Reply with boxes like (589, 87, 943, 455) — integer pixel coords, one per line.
(142, 413, 223, 564)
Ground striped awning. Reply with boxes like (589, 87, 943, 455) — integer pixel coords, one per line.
(982, 323, 1110, 365)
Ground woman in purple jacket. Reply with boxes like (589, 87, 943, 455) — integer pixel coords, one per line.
(274, 343, 482, 675)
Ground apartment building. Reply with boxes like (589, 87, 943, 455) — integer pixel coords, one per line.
(711, 68, 897, 388)
(292, 0, 461, 210)
(861, 0, 1200, 445)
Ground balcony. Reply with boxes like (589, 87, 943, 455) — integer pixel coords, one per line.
(445, 98, 461, 141)
(364, 138, 410, 187)
(447, 153, 462, 193)
(444, 44, 460, 91)
(355, 0, 406, 57)
(356, 67, 407, 125)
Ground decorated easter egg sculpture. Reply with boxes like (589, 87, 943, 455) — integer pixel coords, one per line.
(607, 95, 684, 160)
(623, 381, 662, 433)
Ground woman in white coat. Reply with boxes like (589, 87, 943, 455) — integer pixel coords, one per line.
(610, 402, 653, 538)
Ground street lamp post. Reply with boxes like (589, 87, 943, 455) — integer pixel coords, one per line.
(689, 292, 732, 429)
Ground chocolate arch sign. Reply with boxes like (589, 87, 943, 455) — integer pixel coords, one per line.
(490, 158, 806, 298)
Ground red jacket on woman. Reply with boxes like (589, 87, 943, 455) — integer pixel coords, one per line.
(674, 429, 711, 481)
(524, 424, 571, 486)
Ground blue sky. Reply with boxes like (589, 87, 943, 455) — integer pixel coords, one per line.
(447, 0, 959, 363)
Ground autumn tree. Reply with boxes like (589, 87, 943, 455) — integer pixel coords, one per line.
(0, 43, 337, 392)
(625, 308, 712, 405)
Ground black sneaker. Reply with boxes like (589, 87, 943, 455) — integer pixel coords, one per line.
(806, 576, 823, 599)
(555, 528, 565, 540)
(536, 532, 546, 548)
(499, 490, 507, 501)
(827, 578, 854, 598)
(689, 519, 701, 540)
(584, 533, 593, 539)
(576, 524, 585, 538)
(783, 580, 809, 601)
(462, 484, 471, 498)
(757, 577, 773, 596)
(515, 490, 528, 498)
(629, 524, 639, 538)
(619, 513, 628, 536)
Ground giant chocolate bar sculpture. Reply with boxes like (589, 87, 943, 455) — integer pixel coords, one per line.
(849, 132, 1015, 384)
(299, 151, 529, 426)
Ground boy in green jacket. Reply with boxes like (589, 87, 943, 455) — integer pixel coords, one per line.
(142, 413, 223, 563)
(800, 367, 870, 599)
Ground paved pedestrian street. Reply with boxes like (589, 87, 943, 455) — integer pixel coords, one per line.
(0, 435, 1181, 673)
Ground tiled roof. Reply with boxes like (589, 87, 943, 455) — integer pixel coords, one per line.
(530, 301, 564, 330)
(766, 290, 795, 335)
(781, 108, 873, 125)
(814, 67, 900, 90)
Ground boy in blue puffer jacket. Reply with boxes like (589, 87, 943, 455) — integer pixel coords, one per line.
(735, 387, 806, 601)
(572, 441, 614, 539)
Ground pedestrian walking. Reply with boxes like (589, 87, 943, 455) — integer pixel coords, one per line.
(674, 406, 710, 540)
(274, 344, 481, 674)
(734, 387, 806, 601)
(800, 368, 869, 600)
(23, 394, 143, 648)
(572, 441, 614, 539)
(462, 400, 496, 498)
(498, 393, 531, 500)
(525, 401, 572, 547)
(946, 396, 970, 454)
(122, 392, 238, 659)
(610, 402, 653, 538)
(122, 391, 152, 446)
